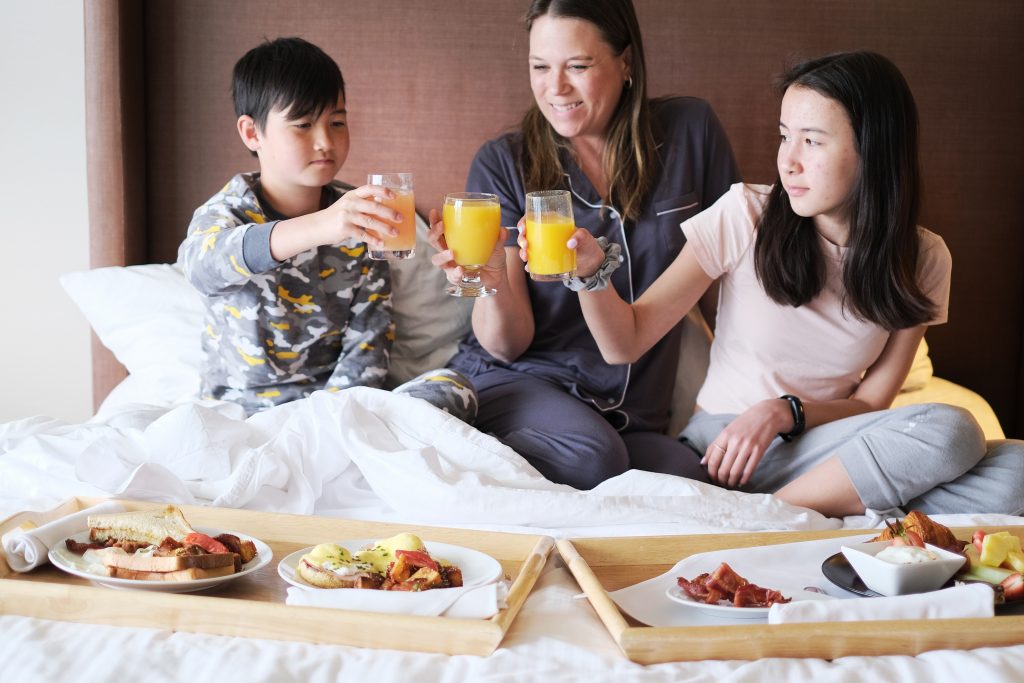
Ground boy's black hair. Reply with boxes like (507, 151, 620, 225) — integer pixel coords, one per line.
(232, 37, 345, 130)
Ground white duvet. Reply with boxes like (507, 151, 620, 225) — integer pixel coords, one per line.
(0, 388, 838, 534)
(2, 388, 1023, 682)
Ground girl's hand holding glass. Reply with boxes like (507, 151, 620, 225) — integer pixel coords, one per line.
(517, 223, 605, 279)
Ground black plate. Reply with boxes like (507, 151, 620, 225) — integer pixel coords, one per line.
(822, 552, 1024, 613)
(820, 552, 883, 598)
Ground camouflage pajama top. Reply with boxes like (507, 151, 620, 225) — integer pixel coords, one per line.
(177, 173, 393, 413)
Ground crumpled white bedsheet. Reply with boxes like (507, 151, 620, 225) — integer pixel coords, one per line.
(0, 388, 838, 535)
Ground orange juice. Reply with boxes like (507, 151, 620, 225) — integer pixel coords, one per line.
(525, 213, 576, 276)
(380, 190, 416, 251)
(443, 200, 501, 267)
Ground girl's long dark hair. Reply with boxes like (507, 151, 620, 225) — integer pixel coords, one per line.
(754, 51, 936, 330)
(520, 0, 657, 222)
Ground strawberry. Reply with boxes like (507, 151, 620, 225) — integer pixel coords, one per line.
(1000, 572, 1023, 601)
(973, 529, 987, 554)
(884, 519, 925, 548)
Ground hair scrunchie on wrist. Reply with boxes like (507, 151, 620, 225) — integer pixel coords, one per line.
(564, 237, 623, 292)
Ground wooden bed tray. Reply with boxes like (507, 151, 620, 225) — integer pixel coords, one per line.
(0, 497, 554, 656)
(558, 528, 1024, 664)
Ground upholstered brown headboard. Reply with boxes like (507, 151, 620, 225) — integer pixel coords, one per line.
(85, 0, 1024, 435)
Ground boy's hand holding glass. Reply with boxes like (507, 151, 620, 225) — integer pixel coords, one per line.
(367, 172, 416, 260)
(320, 183, 402, 251)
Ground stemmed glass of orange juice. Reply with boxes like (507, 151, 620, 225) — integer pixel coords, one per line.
(442, 192, 501, 297)
(524, 190, 576, 281)
(368, 172, 416, 260)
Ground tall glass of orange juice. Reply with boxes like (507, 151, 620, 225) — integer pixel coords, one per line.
(368, 172, 416, 260)
(442, 192, 501, 297)
(524, 190, 576, 281)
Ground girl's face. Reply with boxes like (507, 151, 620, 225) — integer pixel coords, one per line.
(777, 86, 861, 236)
(528, 15, 630, 146)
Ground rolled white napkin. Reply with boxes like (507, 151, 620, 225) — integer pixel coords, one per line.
(768, 583, 995, 624)
(2, 501, 124, 572)
(285, 580, 507, 619)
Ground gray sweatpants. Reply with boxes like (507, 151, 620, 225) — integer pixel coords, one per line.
(680, 403, 1024, 515)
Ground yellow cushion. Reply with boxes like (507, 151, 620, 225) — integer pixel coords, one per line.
(900, 338, 934, 393)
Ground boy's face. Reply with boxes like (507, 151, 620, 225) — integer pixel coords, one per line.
(240, 94, 349, 194)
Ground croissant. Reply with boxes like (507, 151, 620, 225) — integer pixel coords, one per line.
(870, 510, 962, 552)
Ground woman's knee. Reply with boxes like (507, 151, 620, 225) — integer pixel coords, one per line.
(502, 425, 629, 490)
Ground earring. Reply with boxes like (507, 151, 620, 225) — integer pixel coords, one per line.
(625, 76, 633, 89)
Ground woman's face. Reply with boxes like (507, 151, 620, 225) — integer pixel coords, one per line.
(528, 15, 630, 145)
(777, 85, 861, 235)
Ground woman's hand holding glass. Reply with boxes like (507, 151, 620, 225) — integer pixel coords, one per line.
(428, 198, 508, 298)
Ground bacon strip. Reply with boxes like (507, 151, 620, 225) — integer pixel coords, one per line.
(677, 562, 791, 608)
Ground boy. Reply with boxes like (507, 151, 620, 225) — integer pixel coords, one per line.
(178, 37, 476, 421)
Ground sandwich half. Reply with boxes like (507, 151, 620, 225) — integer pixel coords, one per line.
(88, 505, 195, 546)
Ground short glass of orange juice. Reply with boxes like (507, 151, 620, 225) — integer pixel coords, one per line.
(368, 172, 416, 260)
(442, 192, 501, 298)
(524, 190, 576, 281)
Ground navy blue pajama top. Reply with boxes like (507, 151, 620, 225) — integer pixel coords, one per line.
(449, 97, 740, 433)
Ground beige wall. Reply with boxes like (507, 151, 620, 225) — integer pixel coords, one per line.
(0, 0, 92, 422)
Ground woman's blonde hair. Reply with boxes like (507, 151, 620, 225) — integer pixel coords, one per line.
(521, 0, 657, 222)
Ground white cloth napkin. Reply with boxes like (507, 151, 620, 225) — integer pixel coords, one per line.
(2, 501, 124, 572)
(769, 582, 995, 623)
(285, 580, 508, 619)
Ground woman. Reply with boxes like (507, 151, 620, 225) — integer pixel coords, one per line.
(565, 50, 1024, 516)
(428, 0, 739, 489)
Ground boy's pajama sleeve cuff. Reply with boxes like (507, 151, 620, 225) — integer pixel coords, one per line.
(242, 220, 283, 272)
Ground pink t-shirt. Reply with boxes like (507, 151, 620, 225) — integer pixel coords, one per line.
(683, 183, 951, 414)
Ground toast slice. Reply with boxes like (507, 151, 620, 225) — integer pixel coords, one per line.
(297, 557, 383, 589)
(105, 564, 236, 582)
(94, 547, 237, 573)
(88, 505, 195, 546)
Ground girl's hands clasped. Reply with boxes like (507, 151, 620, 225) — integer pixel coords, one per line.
(701, 398, 797, 487)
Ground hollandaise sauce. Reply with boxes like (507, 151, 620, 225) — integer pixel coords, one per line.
(354, 533, 427, 574)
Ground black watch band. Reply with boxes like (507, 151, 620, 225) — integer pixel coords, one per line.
(778, 394, 805, 442)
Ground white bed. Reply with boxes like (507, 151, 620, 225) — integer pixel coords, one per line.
(2, 245, 1023, 682)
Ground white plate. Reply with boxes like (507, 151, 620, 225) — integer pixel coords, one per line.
(279, 539, 503, 590)
(49, 527, 273, 594)
(665, 584, 832, 620)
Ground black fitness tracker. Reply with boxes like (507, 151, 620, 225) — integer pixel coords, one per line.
(778, 394, 806, 442)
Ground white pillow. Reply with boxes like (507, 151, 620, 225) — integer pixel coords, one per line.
(386, 213, 473, 386)
(59, 263, 205, 379)
(58, 216, 474, 398)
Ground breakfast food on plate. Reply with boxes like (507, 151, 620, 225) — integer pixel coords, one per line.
(65, 505, 258, 581)
(869, 510, 961, 553)
(677, 562, 791, 608)
(958, 529, 1024, 601)
(296, 532, 464, 591)
(870, 511, 1024, 602)
(87, 505, 196, 547)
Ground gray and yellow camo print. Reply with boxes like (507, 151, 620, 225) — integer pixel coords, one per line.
(178, 173, 394, 413)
